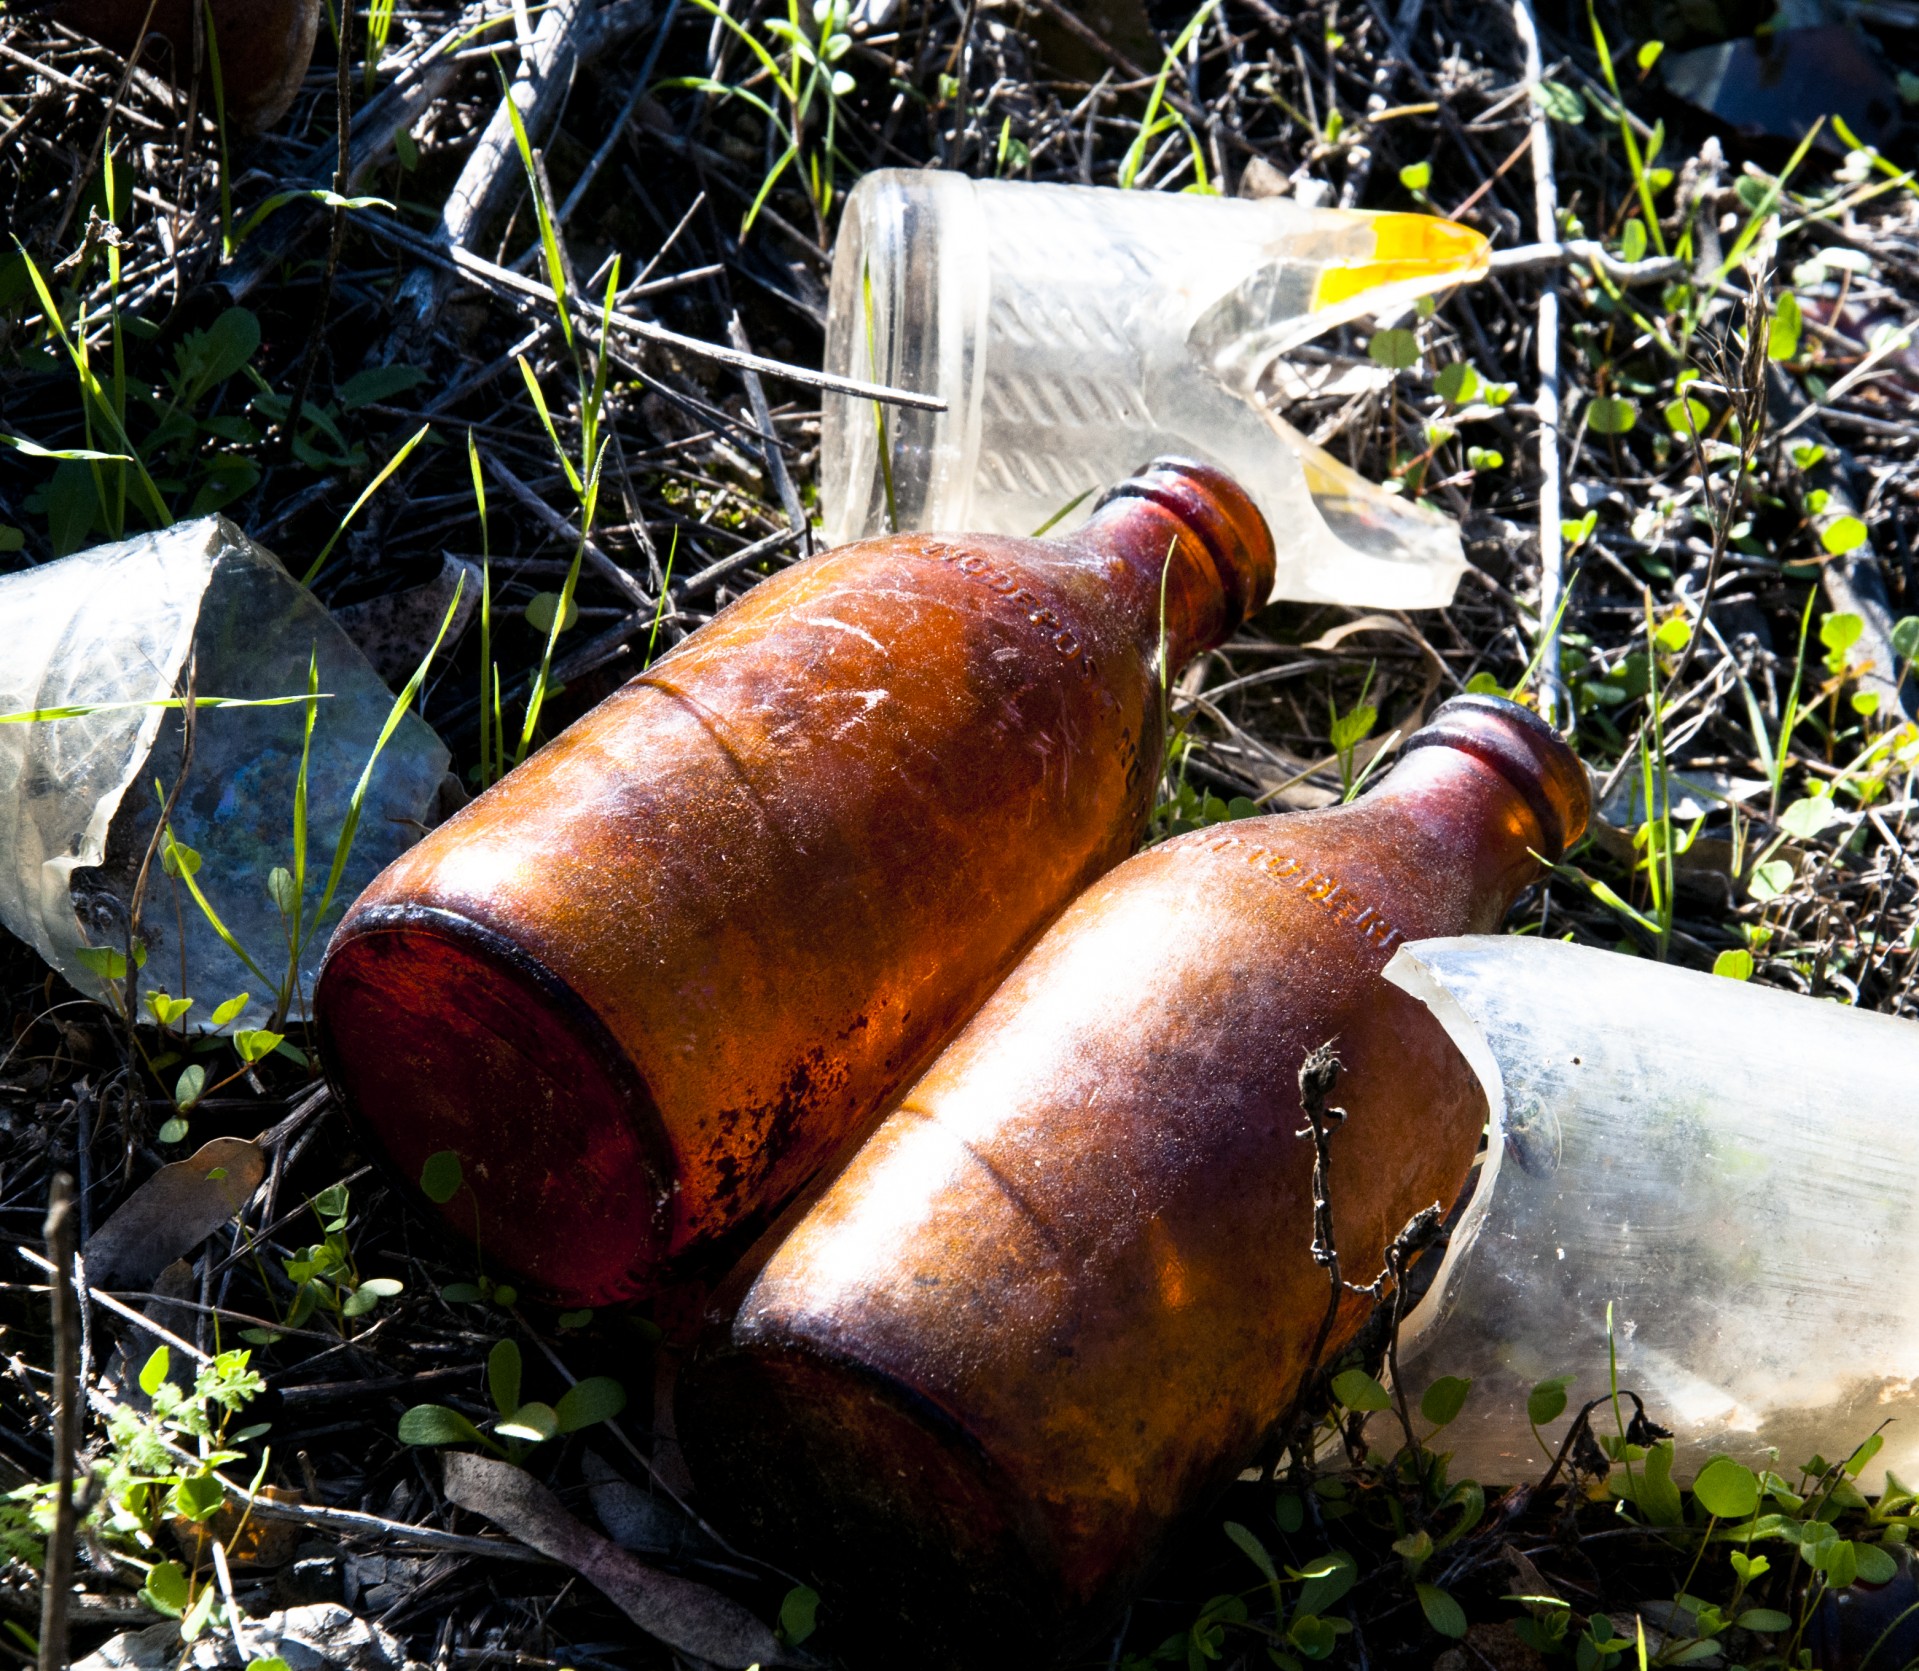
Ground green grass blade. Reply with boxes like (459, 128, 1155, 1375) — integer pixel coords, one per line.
(310, 575, 468, 937)
(516, 545, 583, 765)
(300, 423, 433, 587)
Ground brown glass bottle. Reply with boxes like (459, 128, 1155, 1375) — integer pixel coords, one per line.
(313, 459, 1274, 1308)
(57, 0, 320, 131)
(676, 694, 1590, 1664)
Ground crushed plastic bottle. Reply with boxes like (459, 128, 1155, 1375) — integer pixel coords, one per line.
(1385, 934, 1919, 1494)
(821, 171, 1491, 607)
(0, 517, 451, 1032)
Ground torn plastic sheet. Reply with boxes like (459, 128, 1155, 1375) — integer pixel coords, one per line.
(0, 517, 450, 1032)
(1384, 935, 1919, 1492)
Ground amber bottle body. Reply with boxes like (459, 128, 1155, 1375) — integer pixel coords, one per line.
(677, 696, 1590, 1663)
(57, 0, 320, 131)
(314, 461, 1274, 1307)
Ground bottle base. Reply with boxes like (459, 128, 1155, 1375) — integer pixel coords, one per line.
(677, 1340, 1082, 1666)
(314, 905, 674, 1307)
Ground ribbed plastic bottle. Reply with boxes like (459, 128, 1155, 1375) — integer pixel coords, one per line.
(313, 459, 1275, 1307)
(676, 694, 1591, 1663)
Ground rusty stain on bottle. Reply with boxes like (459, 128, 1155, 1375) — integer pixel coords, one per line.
(677, 694, 1592, 1665)
(314, 459, 1276, 1307)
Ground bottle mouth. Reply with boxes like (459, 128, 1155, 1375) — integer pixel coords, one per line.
(1093, 456, 1277, 629)
(1402, 694, 1591, 863)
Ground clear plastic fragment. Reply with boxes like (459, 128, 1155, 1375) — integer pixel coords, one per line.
(821, 171, 1491, 607)
(1385, 935, 1919, 1493)
(0, 517, 451, 1030)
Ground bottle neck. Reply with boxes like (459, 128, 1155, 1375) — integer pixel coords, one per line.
(1362, 695, 1591, 918)
(1065, 457, 1276, 667)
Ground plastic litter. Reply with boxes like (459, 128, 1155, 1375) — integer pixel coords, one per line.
(1386, 934, 1919, 1493)
(0, 517, 451, 1032)
(821, 170, 1491, 607)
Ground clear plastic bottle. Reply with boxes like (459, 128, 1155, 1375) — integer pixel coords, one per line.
(315, 459, 1275, 1308)
(821, 170, 1490, 607)
(1385, 934, 1919, 1495)
(677, 695, 1590, 1663)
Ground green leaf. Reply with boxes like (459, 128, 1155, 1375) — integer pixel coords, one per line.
(554, 1375, 626, 1433)
(1368, 328, 1420, 370)
(1845, 1433, 1885, 1476)
(524, 592, 579, 635)
(360, 1277, 404, 1299)
(1821, 611, 1865, 655)
(1636, 39, 1663, 69)
(75, 944, 127, 982)
(1527, 1375, 1573, 1426)
(1822, 515, 1870, 556)
(1417, 1583, 1468, 1639)
(1736, 1609, 1791, 1632)
(779, 1585, 820, 1646)
(1536, 79, 1585, 123)
(143, 1559, 191, 1618)
(181, 1580, 217, 1642)
(158, 1117, 189, 1144)
(1331, 1369, 1391, 1412)
(488, 1338, 523, 1417)
(1435, 361, 1480, 405)
(1779, 794, 1839, 840)
(144, 990, 193, 1027)
(1329, 703, 1377, 755)
(1821, 1538, 1860, 1589)
(440, 1283, 487, 1304)
(420, 1150, 463, 1204)
(1420, 1376, 1472, 1428)
(1225, 1520, 1281, 1587)
(1467, 446, 1504, 471)
(1889, 617, 1919, 665)
(233, 1028, 284, 1064)
(1856, 1542, 1898, 1584)
(1664, 396, 1710, 436)
(139, 1345, 170, 1396)
(175, 1064, 206, 1112)
(1749, 858, 1795, 902)
(1692, 1456, 1760, 1519)
(169, 1470, 226, 1522)
(1624, 1438, 1685, 1526)
(495, 1400, 559, 1444)
(1654, 615, 1691, 652)
(208, 992, 248, 1026)
(398, 1404, 488, 1446)
(338, 365, 429, 410)
(1620, 218, 1647, 263)
(1770, 290, 1803, 361)
(266, 866, 297, 915)
(1399, 160, 1432, 192)
(1711, 948, 1753, 980)
(1274, 1492, 1305, 1534)
(1587, 395, 1638, 435)
(1293, 1549, 1357, 1617)
(1289, 1614, 1342, 1658)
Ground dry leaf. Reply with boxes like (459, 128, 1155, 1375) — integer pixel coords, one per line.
(84, 1137, 266, 1289)
(441, 1452, 797, 1668)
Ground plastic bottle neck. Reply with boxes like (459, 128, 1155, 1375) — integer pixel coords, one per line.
(1066, 457, 1276, 666)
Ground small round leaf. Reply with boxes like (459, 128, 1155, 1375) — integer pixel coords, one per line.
(420, 1149, 463, 1203)
(1692, 1455, 1759, 1519)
